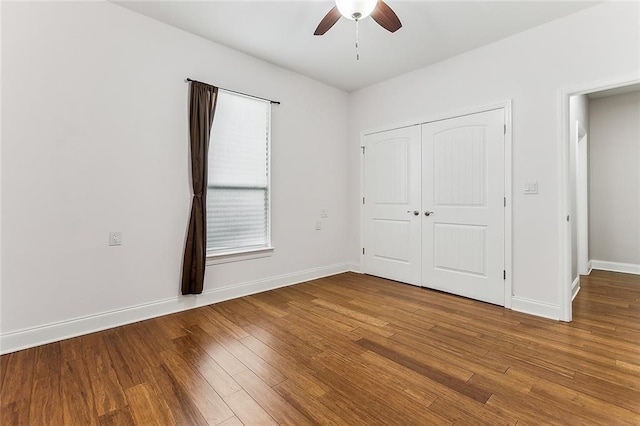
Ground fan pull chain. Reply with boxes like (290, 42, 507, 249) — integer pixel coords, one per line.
(355, 18, 360, 61)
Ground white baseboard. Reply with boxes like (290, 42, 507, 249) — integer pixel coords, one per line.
(0, 262, 355, 355)
(590, 260, 640, 275)
(571, 276, 581, 301)
(511, 296, 560, 321)
(346, 261, 362, 273)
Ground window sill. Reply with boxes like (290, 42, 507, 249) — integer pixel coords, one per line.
(206, 247, 274, 265)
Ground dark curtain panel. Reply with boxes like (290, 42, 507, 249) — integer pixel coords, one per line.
(181, 82, 218, 295)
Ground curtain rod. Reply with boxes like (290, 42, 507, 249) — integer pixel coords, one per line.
(185, 78, 280, 105)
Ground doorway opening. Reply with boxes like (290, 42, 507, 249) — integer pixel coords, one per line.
(561, 76, 640, 321)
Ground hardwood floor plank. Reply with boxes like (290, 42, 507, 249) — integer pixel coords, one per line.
(238, 333, 328, 397)
(223, 389, 278, 425)
(312, 304, 396, 338)
(312, 345, 451, 425)
(145, 312, 190, 340)
(356, 338, 493, 403)
(571, 370, 640, 413)
(0, 352, 8, 389)
(314, 391, 375, 425)
(218, 337, 288, 387)
(274, 285, 319, 306)
(286, 302, 358, 334)
(85, 348, 128, 416)
(60, 359, 99, 425)
(134, 319, 177, 355)
(103, 332, 150, 390)
(354, 327, 481, 385)
(1, 348, 35, 425)
(159, 348, 235, 424)
(1, 400, 30, 426)
(486, 392, 590, 426)
(185, 325, 248, 376)
(170, 335, 242, 398)
(201, 305, 251, 340)
(390, 325, 510, 374)
(28, 374, 63, 425)
(243, 320, 323, 362)
(616, 359, 640, 373)
(428, 395, 517, 426)
(98, 407, 136, 426)
(510, 337, 639, 389)
(212, 299, 266, 330)
(272, 305, 369, 355)
(527, 381, 640, 425)
(358, 350, 442, 405)
(311, 298, 389, 327)
(124, 382, 176, 426)
(33, 342, 62, 379)
(1, 348, 35, 401)
(145, 365, 209, 426)
(244, 295, 290, 319)
(274, 379, 355, 426)
(218, 416, 245, 426)
(311, 352, 451, 425)
(60, 331, 110, 362)
(232, 369, 312, 425)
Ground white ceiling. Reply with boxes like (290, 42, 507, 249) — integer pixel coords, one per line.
(114, 1, 600, 92)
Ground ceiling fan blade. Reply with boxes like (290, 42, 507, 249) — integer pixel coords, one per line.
(314, 6, 342, 35)
(371, 0, 402, 33)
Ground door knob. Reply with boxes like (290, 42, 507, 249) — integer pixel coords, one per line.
(407, 210, 419, 216)
(424, 211, 434, 216)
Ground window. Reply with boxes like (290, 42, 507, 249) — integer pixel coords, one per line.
(207, 90, 271, 257)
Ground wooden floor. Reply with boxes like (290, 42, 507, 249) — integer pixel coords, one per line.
(1, 270, 639, 425)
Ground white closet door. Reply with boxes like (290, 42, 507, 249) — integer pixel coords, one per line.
(362, 125, 422, 286)
(421, 109, 505, 305)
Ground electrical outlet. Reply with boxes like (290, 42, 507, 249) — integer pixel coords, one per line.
(109, 231, 123, 246)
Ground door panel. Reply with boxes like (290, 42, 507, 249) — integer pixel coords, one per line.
(422, 109, 505, 305)
(373, 219, 411, 262)
(372, 138, 409, 204)
(433, 126, 487, 206)
(362, 126, 422, 286)
(433, 223, 487, 276)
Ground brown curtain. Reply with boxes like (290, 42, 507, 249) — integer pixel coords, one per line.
(181, 81, 218, 295)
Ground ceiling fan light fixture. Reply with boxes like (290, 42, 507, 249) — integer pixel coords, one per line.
(335, 0, 377, 20)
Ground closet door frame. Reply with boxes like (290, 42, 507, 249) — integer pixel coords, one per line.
(359, 100, 513, 308)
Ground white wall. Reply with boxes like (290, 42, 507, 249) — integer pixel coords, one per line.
(1, 1, 350, 351)
(569, 94, 589, 282)
(348, 2, 639, 318)
(589, 91, 640, 268)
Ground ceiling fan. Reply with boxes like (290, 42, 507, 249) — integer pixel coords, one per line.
(314, 0, 402, 36)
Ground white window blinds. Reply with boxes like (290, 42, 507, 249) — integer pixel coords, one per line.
(207, 90, 271, 254)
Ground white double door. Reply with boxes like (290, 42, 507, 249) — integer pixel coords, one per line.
(362, 109, 506, 305)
